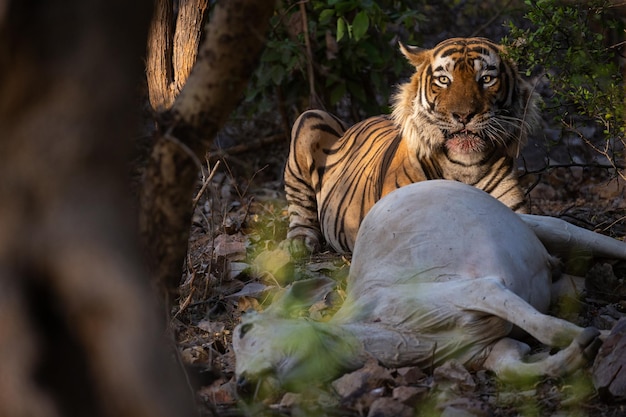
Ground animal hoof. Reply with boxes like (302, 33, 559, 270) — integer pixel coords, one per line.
(576, 327, 602, 361)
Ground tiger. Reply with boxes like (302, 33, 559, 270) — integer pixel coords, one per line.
(283, 37, 539, 255)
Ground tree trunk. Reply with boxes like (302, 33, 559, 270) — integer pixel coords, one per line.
(0, 1, 196, 416)
(140, 0, 276, 303)
(146, 0, 210, 112)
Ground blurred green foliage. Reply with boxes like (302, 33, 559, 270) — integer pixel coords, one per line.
(504, 0, 625, 156)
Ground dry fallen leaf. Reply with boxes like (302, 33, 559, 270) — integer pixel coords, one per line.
(332, 358, 394, 398)
(198, 378, 237, 405)
(226, 281, 274, 299)
(180, 346, 209, 365)
(197, 320, 226, 335)
(213, 233, 247, 260)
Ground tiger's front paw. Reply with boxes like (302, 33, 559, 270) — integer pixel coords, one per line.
(279, 236, 320, 258)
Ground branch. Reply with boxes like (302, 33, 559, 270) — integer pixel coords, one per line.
(172, 0, 209, 96)
(171, 0, 275, 141)
(146, 0, 174, 111)
(146, 0, 209, 112)
(299, 2, 317, 107)
(522, 162, 625, 176)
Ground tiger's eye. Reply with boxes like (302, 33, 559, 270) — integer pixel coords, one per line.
(481, 75, 493, 84)
(437, 75, 450, 85)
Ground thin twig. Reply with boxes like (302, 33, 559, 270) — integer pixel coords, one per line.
(470, 0, 514, 37)
(522, 162, 624, 176)
(299, 1, 317, 107)
(602, 215, 626, 234)
(192, 159, 221, 209)
(173, 254, 198, 319)
(163, 128, 205, 172)
(209, 134, 284, 157)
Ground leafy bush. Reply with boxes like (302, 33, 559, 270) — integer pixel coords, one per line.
(503, 0, 625, 168)
(245, 0, 428, 122)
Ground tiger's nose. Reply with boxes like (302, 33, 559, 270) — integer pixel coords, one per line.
(452, 111, 475, 124)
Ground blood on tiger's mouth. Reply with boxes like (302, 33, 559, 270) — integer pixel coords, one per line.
(445, 131, 486, 154)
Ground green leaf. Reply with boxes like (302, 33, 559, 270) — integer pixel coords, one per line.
(261, 47, 281, 63)
(360, 40, 382, 65)
(347, 80, 366, 103)
(333, 1, 358, 14)
(270, 66, 285, 85)
(352, 11, 369, 41)
(330, 83, 346, 105)
(319, 9, 335, 25)
(337, 17, 346, 42)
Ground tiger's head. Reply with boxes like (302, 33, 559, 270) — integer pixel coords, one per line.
(392, 37, 539, 160)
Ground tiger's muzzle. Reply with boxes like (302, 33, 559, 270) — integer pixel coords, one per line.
(445, 130, 486, 154)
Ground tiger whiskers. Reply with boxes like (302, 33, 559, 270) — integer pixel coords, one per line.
(488, 115, 528, 141)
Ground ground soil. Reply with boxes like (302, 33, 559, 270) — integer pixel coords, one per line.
(172, 128, 626, 417)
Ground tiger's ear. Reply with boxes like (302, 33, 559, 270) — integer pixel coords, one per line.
(399, 42, 428, 68)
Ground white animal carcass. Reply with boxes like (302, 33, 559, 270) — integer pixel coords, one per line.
(234, 180, 626, 393)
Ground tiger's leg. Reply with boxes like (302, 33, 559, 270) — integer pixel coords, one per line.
(283, 110, 348, 256)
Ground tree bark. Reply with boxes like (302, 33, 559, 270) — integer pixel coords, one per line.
(140, 0, 276, 302)
(0, 1, 196, 416)
(146, 0, 210, 112)
(146, 0, 175, 111)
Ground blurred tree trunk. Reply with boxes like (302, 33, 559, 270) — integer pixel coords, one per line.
(140, 0, 276, 303)
(0, 1, 197, 417)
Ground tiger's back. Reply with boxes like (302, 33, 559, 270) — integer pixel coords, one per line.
(285, 114, 424, 252)
(284, 37, 537, 254)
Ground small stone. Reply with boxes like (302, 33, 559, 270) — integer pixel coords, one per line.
(395, 366, 426, 385)
(367, 397, 413, 417)
(332, 359, 393, 398)
(392, 385, 427, 406)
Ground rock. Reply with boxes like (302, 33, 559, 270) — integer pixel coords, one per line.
(441, 405, 480, 417)
(440, 398, 490, 417)
(593, 317, 626, 401)
(331, 359, 394, 398)
(392, 385, 427, 406)
(367, 397, 413, 417)
(395, 366, 427, 385)
(434, 360, 476, 393)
